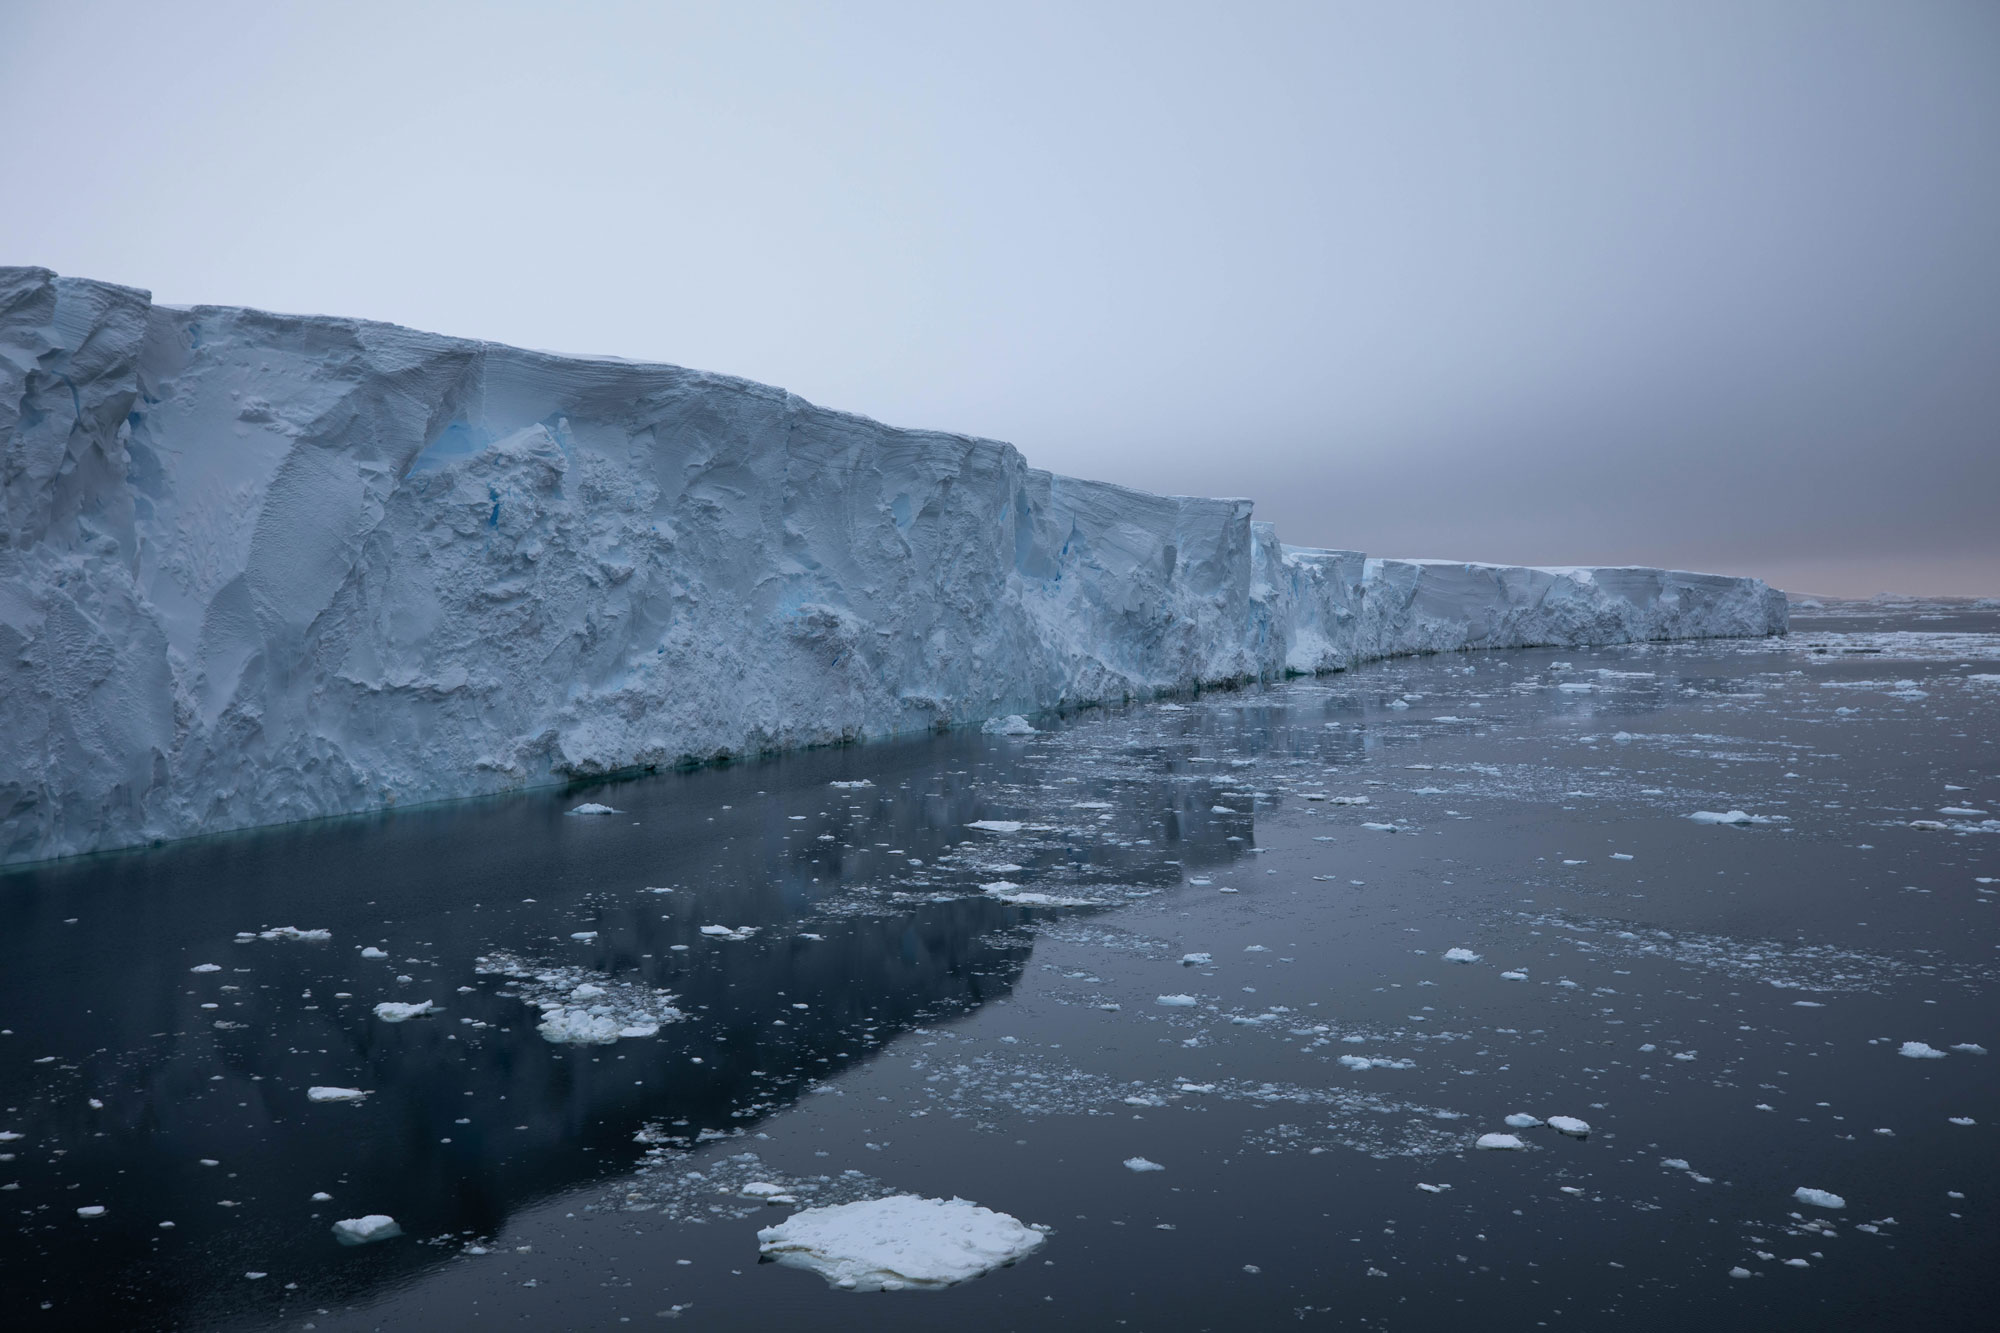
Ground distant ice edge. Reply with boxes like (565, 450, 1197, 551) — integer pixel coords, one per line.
(0, 266, 1787, 864)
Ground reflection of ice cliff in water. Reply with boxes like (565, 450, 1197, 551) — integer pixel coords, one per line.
(0, 730, 1248, 1330)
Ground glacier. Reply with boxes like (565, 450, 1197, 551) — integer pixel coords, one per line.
(0, 267, 1786, 865)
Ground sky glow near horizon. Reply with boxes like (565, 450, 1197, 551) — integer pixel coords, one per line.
(2, 0, 1994, 596)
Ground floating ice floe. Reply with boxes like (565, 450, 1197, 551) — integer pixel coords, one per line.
(1442, 947, 1481, 964)
(1155, 994, 1198, 1007)
(1547, 1116, 1591, 1138)
(567, 803, 619, 815)
(372, 1001, 435, 1023)
(699, 925, 758, 941)
(77, 1205, 105, 1218)
(1180, 953, 1213, 966)
(1415, 1183, 1451, 1194)
(1899, 1041, 1947, 1059)
(1909, 820, 1950, 831)
(306, 1087, 370, 1103)
(475, 952, 684, 1045)
(1687, 810, 1783, 826)
(257, 926, 331, 941)
(1339, 1055, 1415, 1071)
(570, 931, 598, 941)
(738, 1181, 798, 1205)
(981, 715, 1038, 736)
(1503, 1113, 1543, 1129)
(980, 882, 1089, 907)
(1951, 1044, 1987, 1055)
(966, 820, 1024, 834)
(1475, 1133, 1526, 1151)
(828, 780, 874, 789)
(1500, 971, 1528, 981)
(332, 1214, 402, 1245)
(1794, 1187, 1845, 1209)
(756, 1195, 1046, 1291)
(1360, 822, 1401, 833)
(190, 963, 222, 973)
(1123, 1157, 1165, 1172)
(359, 946, 388, 959)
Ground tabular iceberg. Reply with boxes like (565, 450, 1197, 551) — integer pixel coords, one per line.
(0, 267, 1785, 865)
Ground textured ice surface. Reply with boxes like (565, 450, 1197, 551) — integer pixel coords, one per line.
(755, 1194, 1045, 1291)
(331, 1215, 402, 1245)
(1794, 1187, 1846, 1209)
(0, 266, 1785, 864)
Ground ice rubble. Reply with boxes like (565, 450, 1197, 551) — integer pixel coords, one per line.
(755, 1195, 1046, 1291)
(0, 266, 1787, 864)
(331, 1214, 402, 1245)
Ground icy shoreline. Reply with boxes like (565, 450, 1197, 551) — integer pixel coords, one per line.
(0, 266, 1786, 864)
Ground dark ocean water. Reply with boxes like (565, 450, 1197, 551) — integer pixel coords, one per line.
(3, 603, 1996, 1331)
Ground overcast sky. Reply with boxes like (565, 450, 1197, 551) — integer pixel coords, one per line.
(3, 1, 1994, 595)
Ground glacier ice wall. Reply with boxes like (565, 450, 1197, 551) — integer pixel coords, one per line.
(0, 268, 1787, 864)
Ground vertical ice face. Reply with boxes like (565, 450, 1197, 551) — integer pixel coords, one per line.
(0, 267, 1787, 864)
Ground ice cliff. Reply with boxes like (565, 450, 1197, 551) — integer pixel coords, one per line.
(0, 267, 1786, 864)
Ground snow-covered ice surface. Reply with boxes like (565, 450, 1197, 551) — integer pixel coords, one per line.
(755, 1194, 1046, 1291)
(1, 596, 1995, 1330)
(0, 267, 1784, 866)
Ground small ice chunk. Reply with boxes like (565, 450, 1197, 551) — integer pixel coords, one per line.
(1360, 822, 1401, 833)
(1475, 1133, 1526, 1151)
(1547, 1116, 1591, 1138)
(1899, 1041, 1947, 1059)
(332, 1214, 403, 1245)
(981, 715, 1038, 736)
(699, 925, 758, 941)
(190, 963, 222, 973)
(1948, 1116, 1977, 1126)
(373, 1001, 435, 1023)
(569, 931, 598, 941)
(1155, 994, 1198, 1007)
(306, 1087, 370, 1103)
(77, 1205, 106, 1218)
(1180, 953, 1213, 966)
(311, 1192, 333, 1201)
(1687, 810, 1774, 825)
(1950, 1044, 1987, 1055)
(756, 1195, 1045, 1291)
(1500, 971, 1528, 981)
(966, 820, 1024, 834)
(738, 1181, 798, 1204)
(1794, 1187, 1845, 1210)
(1123, 1157, 1165, 1172)
(1415, 1182, 1451, 1193)
(828, 779, 874, 789)
(567, 803, 619, 815)
(1610, 852, 1634, 861)
(1729, 1266, 1752, 1279)
(258, 926, 332, 941)
(1503, 1114, 1543, 1129)
(1442, 947, 1481, 964)
(359, 946, 388, 959)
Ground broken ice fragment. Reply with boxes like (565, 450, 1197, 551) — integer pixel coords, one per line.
(1899, 1041, 1946, 1059)
(567, 803, 619, 815)
(756, 1195, 1045, 1291)
(1547, 1116, 1591, 1138)
(332, 1215, 403, 1245)
(1794, 1187, 1845, 1209)
(372, 1001, 435, 1023)
(1442, 947, 1481, 963)
(306, 1087, 370, 1103)
(1123, 1157, 1165, 1172)
(1475, 1133, 1526, 1151)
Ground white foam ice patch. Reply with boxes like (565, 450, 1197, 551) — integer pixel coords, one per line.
(980, 882, 1089, 907)
(829, 779, 874, 789)
(1475, 1133, 1526, 1151)
(257, 926, 332, 941)
(306, 1087, 370, 1103)
(332, 1215, 402, 1245)
(1442, 947, 1481, 963)
(756, 1195, 1046, 1292)
(1794, 1187, 1845, 1209)
(1900, 1041, 1947, 1059)
(568, 803, 619, 815)
(1547, 1116, 1590, 1137)
(981, 715, 1039, 736)
(475, 952, 684, 1045)
(373, 1001, 435, 1022)
(1123, 1157, 1165, 1172)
